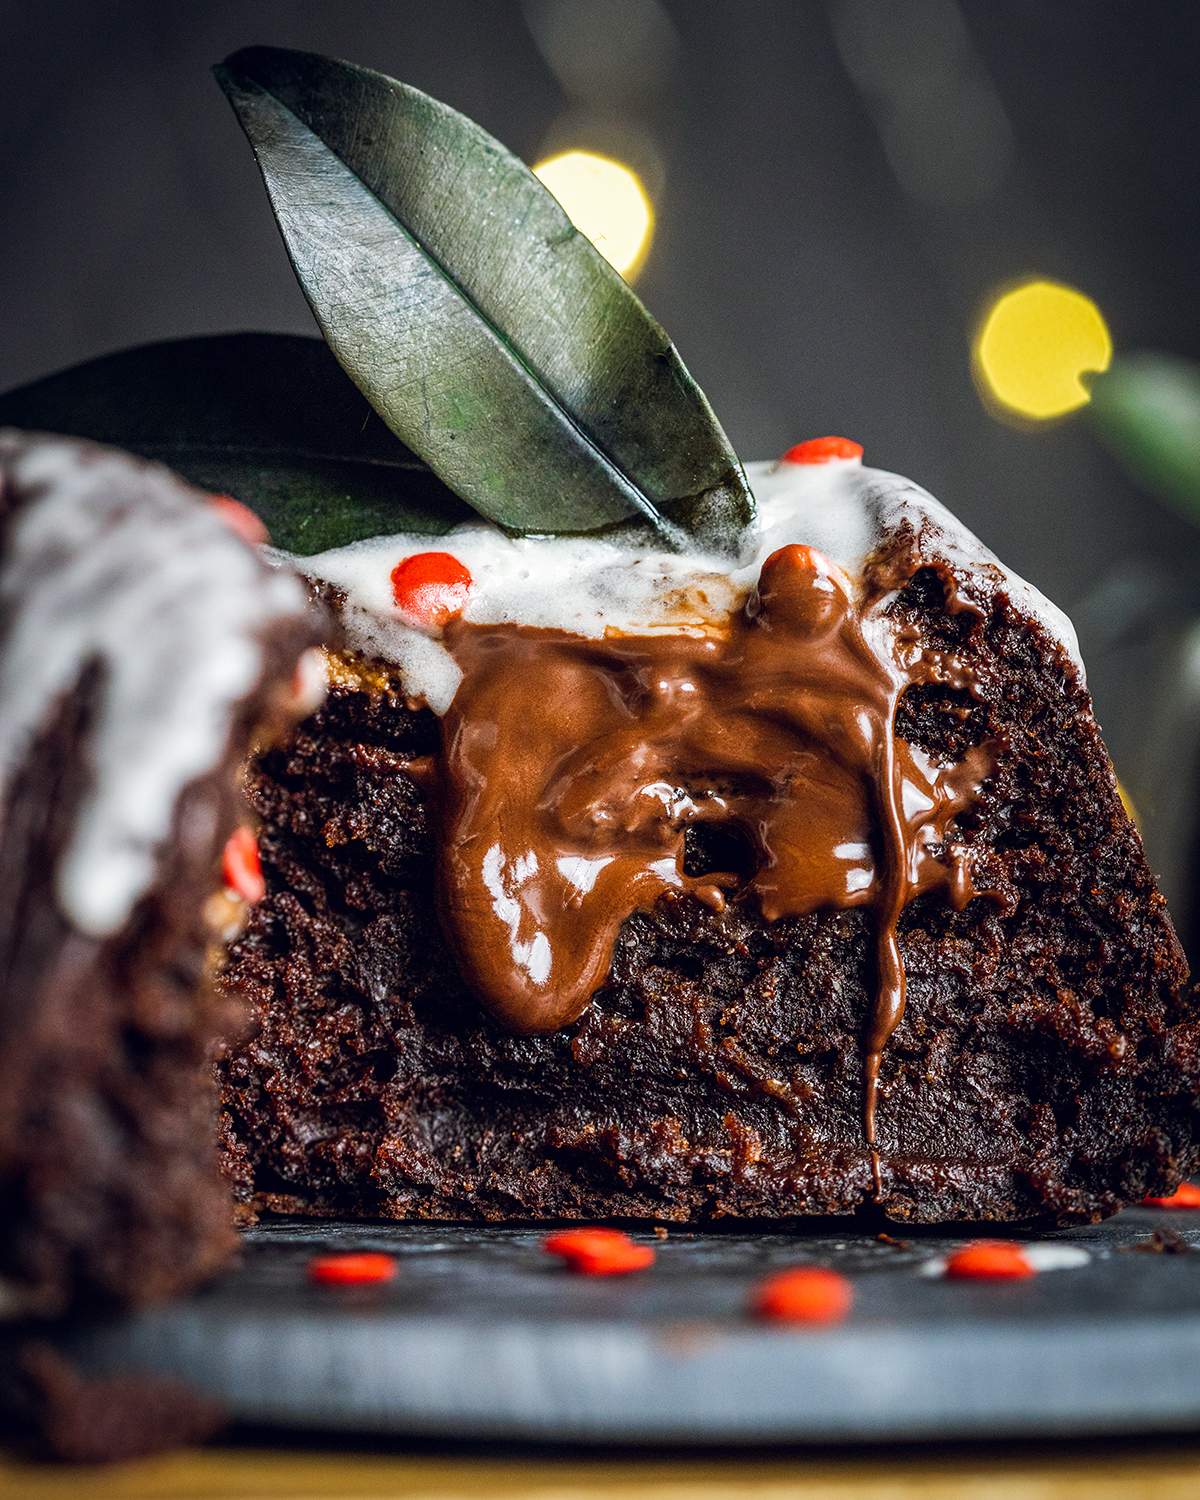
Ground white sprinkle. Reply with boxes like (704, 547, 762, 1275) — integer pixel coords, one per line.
(1023, 1243, 1092, 1272)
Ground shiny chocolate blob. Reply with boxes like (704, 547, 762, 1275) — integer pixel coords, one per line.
(435, 545, 990, 1171)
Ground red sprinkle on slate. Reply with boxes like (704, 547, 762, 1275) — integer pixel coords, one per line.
(390, 551, 473, 627)
(221, 826, 265, 905)
(1143, 1182, 1200, 1209)
(543, 1228, 656, 1276)
(780, 436, 864, 465)
(210, 494, 270, 546)
(308, 1252, 397, 1286)
(944, 1241, 1035, 1281)
(752, 1267, 853, 1325)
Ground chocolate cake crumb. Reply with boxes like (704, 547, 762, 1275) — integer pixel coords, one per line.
(218, 565, 1200, 1227)
(1125, 1228, 1193, 1255)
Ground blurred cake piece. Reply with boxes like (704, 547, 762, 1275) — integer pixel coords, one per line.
(0, 431, 322, 1315)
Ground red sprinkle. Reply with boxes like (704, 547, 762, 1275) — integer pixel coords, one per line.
(944, 1241, 1035, 1281)
(1143, 1182, 1200, 1209)
(210, 494, 270, 546)
(781, 436, 864, 466)
(221, 825, 265, 905)
(390, 551, 473, 627)
(308, 1252, 396, 1286)
(752, 1267, 853, 1325)
(543, 1227, 655, 1277)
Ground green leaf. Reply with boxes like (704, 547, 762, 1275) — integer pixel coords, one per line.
(1088, 354, 1200, 523)
(214, 46, 754, 555)
(0, 334, 473, 553)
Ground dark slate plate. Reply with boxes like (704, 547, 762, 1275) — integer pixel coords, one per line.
(32, 1212, 1200, 1445)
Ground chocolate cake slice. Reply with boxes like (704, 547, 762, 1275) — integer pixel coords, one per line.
(0, 432, 321, 1315)
(200, 47, 1199, 1229)
(217, 447, 1200, 1226)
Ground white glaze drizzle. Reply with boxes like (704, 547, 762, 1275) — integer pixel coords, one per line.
(290, 456, 1082, 713)
(0, 432, 311, 938)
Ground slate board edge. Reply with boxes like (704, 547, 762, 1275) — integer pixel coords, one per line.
(19, 1212, 1198, 1448)
(60, 1301, 1200, 1446)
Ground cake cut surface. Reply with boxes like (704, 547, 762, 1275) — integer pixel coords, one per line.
(217, 452, 1200, 1226)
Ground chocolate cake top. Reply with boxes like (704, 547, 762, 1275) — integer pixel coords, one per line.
(0, 431, 313, 938)
(289, 448, 1083, 711)
(276, 441, 1087, 1177)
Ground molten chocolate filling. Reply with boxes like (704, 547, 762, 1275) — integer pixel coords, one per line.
(435, 544, 990, 1170)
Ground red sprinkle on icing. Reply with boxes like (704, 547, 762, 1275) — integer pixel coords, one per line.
(752, 1267, 853, 1325)
(221, 825, 265, 905)
(210, 494, 270, 546)
(308, 1252, 397, 1286)
(944, 1241, 1034, 1281)
(781, 436, 864, 466)
(1143, 1182, 1200, 1209)
(543, 1227, 655, 1276)
(390, 551, 473, 627)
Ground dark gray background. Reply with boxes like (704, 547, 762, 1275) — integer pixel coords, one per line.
(3, 0, 1199, 916)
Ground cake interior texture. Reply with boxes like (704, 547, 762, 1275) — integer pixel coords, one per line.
(217, 555, 1199, 1228)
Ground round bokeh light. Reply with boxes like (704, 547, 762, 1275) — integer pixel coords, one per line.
(974, 279, 1112, 421)
(533, 149, 654, 279)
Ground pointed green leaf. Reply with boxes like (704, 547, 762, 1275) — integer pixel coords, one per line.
(0, 334, 473, 553)
(1088, 354, 1200, 522)
(214, 46, 754, 554)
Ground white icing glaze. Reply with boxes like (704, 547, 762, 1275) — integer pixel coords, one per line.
(0, 432, 311, 938)
(290, 455, 1082, 713)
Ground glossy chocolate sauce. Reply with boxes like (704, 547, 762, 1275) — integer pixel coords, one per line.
(436, 544, 989, 1173)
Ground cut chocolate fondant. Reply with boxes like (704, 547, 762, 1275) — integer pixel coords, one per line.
(218, 453, 1200, 1225)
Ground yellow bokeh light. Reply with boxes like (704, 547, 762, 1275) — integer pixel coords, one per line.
(533, 149, 654, 279)
(973, 279, 1113, 421)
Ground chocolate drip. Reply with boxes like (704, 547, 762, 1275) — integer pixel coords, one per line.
(435, 544, 989, 1169)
